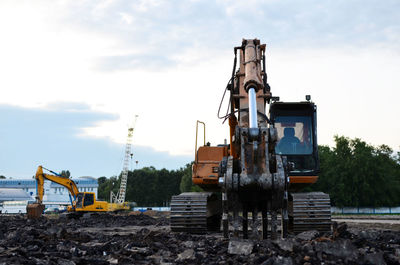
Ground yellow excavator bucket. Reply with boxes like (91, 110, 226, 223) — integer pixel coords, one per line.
(26, 203, 45, 219)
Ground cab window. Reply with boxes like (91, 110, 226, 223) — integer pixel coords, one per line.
(76, 193, 84, 208)
(83, 193, 94, 207)
(275, 116, 313, 155)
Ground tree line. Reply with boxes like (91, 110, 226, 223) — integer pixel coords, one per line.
(98, 166, 184, 207)
(97, 136, 400, 207)
(308, 136, 400, 207)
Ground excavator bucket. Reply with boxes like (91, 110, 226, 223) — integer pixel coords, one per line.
(26, 203, 45, 219)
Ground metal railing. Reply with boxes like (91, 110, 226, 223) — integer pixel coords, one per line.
(331, 206, 400, 214)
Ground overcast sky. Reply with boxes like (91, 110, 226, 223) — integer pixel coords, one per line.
(1, 0, 399, 178)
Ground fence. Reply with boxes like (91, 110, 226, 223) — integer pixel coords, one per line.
(133, 206, 400, 214)
(331, 206, 400, 214)
(133, 207, 171, 212)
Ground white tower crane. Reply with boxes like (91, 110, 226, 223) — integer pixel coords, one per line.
(110, 115, 138, 204)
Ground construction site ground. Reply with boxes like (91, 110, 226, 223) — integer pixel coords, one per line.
(0, 212, 399, 265)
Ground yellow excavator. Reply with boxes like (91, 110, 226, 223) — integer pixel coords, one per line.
(26, 166, 129, 219)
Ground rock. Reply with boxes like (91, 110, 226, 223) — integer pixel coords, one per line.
(182, 240, 194, 248)
(159, 250, 172, 258)
(228, 240, 254, 255)
(81, 242, 104, 248)
(364, 252, 386, 265)
(126, 247, 151, 255)
(314, 239, 358, 262)
(148, 254, 162, 264)
(333, 222, 349, 239)
(69, 247, 87, 256)
(59, 213, 69, 219)
(176, 249, 195, 261)
(358, 230, 380, 240)
(296, 230, 319, 241)
(57, 242, 70, 252)
(26, 244, 39, 252)
(82, 213, 92, 219)
(33, 258, 48, 265)
(152, 242, 164, 249)
(57, 228, 67, 238)
(386, 254, 400, 264)
(273, 239, 293, 252)
(107, 257, 118, 264)
(276, 256, 293, 265)
(261, 256, 293, 265)
(57, 259, 76, 265)
(6, 230, 19, 240)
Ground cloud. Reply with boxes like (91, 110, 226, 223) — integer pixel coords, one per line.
(26, 0, 394, 72)
(0, 104, 191, 178)
(94, 53, 176, 71)
(4, 0, 398, 72)
(44, 102, 93, 112)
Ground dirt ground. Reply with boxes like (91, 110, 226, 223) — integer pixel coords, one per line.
(0, 213, 399, 265)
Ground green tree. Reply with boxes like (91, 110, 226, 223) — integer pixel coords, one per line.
(0, 175, 5, 179)
(97, 176, 119, 201)
(310, 136, 400, 207)
(179, 162, 203, 192)
(60, 170, 71, 178)
(115, 166, 185, 207)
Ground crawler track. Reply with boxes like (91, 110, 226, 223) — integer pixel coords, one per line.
(170, 192, 209, 233)
(291, 192, 332, 233)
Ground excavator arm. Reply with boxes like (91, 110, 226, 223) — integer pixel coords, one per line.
(34, 166, 79, 204)
(27, 165, 81, 219)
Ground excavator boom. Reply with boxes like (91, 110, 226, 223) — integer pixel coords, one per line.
(34, 166, 79, 204)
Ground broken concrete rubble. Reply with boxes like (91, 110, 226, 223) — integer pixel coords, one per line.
(228, 240, 254, 255)
(0, 214, 399, 264)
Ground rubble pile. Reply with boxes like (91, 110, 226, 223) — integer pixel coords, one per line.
(0, 214, 399, 265)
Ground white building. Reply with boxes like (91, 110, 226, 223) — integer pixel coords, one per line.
(0, 188, 32, 213)
(0, 177, 99, 208)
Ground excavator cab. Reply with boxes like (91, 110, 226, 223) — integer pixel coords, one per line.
(269, 99, 319, 178)
(74, 192, 104, 211)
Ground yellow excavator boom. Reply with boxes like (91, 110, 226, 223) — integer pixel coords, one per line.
(34, 166, 79, 204)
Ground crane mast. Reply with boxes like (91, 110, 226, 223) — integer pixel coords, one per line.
(111, 115, 138, 204)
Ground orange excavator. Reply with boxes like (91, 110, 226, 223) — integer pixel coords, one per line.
(171, 39, 331, 239)
(26, 166, 127, 219)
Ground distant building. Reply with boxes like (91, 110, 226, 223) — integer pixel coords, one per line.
(0, 188, 32, 214)
(0, 188, 32, 201)
(0, 177, 98, 208)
